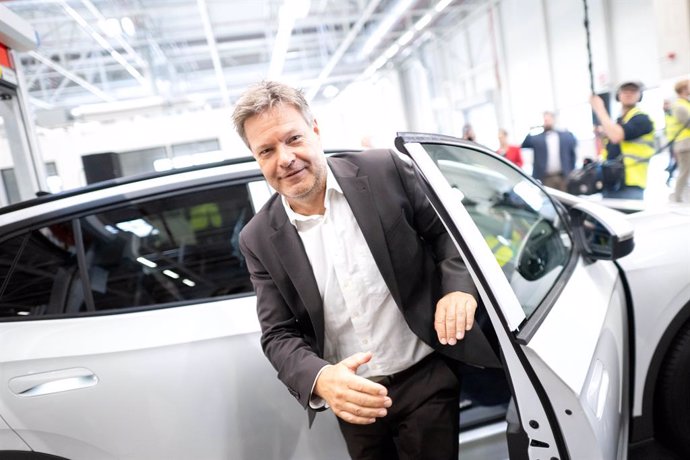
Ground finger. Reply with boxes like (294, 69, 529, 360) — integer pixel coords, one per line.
(335, 409, 377, 425)
(455, 301, 466, 340)
(435, 302, 448, 345)
(339, 401, 388, 420)
(445, 303, 457, 345)
(341, 351, 373, 372)
(465, 299, 477, 331)
(347, 390, 391, 409)
(348, 375, 388, 396)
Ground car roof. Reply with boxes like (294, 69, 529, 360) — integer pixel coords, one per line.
(0, 148, 364, 218)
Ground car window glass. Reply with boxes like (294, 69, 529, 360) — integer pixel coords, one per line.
(0, 223, 79, 317)
(0, 184, 255, 319)
(79, 184, 254, 312)
(420, 143, 572, 318)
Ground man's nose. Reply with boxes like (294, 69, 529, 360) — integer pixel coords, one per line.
(277, 145, 296, 167)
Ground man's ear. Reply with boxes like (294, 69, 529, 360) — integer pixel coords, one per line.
(312, 118, 320, 136)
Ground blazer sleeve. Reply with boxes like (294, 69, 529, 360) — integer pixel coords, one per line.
(389, 151, 478, 298)
(239, 230, 329, 410)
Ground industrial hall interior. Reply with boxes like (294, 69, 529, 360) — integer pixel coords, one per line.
(0, 1, 689, 460)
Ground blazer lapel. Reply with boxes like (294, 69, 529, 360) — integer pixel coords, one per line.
(329, 157, 402, 308)
(268, 206, 325, 355)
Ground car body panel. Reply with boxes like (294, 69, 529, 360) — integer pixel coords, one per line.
(618, 206, 690, 418)
(0, 297, 349, 459)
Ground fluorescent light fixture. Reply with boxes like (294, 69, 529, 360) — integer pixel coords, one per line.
(115, 218, 155, 237)
(322, 84, 339, 98)
(136, 257, 157, 268)
(384, 43, 400, 60)
(435, 0, 453, 12)
(359, 0, 414, 58)
(288, 0, 311, 18)
(163, 270, 180, 279)
(182, 279, 196, 287)
(414, 12, 433, 31)
(268, 0, 310, 78)
(59, 0, 146, 86)
(397, 29, 414, 46)
(70, 96, 164, 117)
(121, 16, 135, 36)
(17, 311, 30, 316)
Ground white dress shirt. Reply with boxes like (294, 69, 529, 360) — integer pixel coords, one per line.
(545, 129, 562, 174)
(282, 165, 433, 386)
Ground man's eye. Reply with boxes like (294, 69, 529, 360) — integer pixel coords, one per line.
(289, 135, 302, 143)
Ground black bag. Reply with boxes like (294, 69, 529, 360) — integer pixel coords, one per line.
(601, 158, 625, 191)
(566, 161, 603, 195)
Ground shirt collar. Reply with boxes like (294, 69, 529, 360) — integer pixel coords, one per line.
(281, 162, 342, 226)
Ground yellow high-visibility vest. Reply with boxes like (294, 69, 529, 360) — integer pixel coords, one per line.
(603, 106, 655, 188)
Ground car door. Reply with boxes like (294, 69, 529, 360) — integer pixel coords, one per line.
(396, 133, 630, 460)
(0, 167, 348, 460)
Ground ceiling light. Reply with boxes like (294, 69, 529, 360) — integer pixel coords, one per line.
(414, 12, 433, 31)
(163, 270, 180, 279)
(359, 0, 414, 59)
(268, 0, 311, 78)
(397, 30, 414, 46)
(322, 85, 339, 98)
(121, 16, 135, 36)
(435, 0, 453, 12)
(136, 257, 157, 268)
(182, 279, 196, 287)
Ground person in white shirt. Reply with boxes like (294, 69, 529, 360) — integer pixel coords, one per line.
(233, 81, 498, 459)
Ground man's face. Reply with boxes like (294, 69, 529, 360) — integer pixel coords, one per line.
(618, 87, 641, 107)
(244, 104, 327, 214)
(543, 113, 554, 130)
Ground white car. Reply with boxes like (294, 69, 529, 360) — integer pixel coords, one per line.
(0, 133, 688, 459)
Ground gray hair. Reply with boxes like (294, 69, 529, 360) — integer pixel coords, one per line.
(232, 80, 314, 147)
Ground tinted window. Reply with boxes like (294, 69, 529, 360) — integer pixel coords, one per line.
(0, 223, 79, 317)
(421, 143, 572, 317)
(0, 184, 254, 318)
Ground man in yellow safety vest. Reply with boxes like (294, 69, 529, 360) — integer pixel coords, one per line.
(590, 81, 655, 199)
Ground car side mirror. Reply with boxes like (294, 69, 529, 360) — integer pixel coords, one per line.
(569, 202, 634, 261)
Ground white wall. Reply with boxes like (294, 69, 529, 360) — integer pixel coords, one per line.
(33, 108, 247, 190)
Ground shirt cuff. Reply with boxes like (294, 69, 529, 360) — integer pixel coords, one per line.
(308, 364, 332, 410)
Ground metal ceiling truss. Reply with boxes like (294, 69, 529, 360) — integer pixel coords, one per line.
(4, 0, 479, 125)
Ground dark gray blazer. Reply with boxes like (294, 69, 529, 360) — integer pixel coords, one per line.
(522, 129, 578, 180)
(239, 149, 499, 415)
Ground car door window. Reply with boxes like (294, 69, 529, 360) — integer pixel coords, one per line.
(0, 184, 255, 318)
(0, 223, 79, 317)
(421, 143, 573, 318)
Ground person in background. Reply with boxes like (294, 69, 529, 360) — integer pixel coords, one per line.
(520, 111, 577, 191)
(232, 81, 497, 459)
(497, 128, 523, 167)
(590, 81, 655, 200)
(462, 123, 476, 142)
(663, 99, 677, 185)
(670, 79, 690, 202)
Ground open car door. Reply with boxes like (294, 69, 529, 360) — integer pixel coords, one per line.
(395, 133, 632, 460)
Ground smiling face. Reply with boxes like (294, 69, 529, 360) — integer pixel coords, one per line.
(244, 103, 327, 215)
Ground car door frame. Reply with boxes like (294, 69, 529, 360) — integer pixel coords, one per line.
(395, 132, 630, 460)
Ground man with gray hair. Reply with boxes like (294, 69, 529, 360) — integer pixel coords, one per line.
(233, 80, 497, 459)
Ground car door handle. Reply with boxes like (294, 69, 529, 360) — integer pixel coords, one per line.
(8, 368, 98, 397)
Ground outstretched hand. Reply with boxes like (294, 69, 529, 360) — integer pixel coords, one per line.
(435, 291, 477, 345)
(314, 351, 392, 425)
